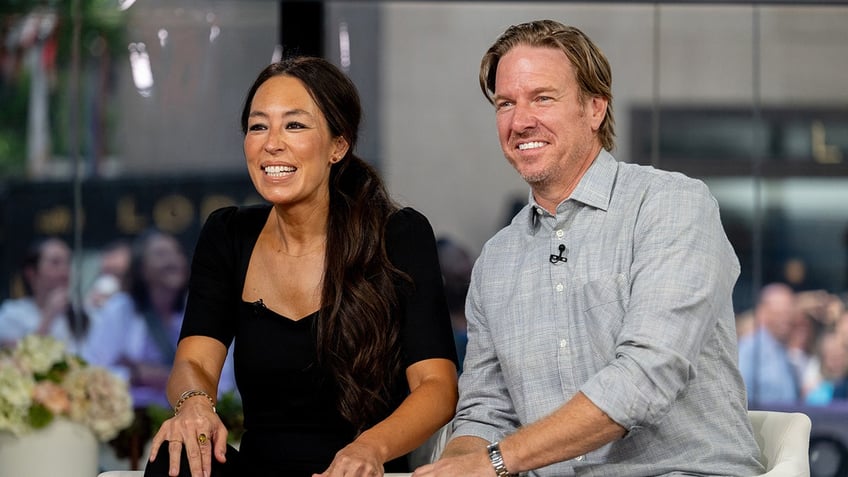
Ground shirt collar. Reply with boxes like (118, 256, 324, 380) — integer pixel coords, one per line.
(524, 149, 618, 232)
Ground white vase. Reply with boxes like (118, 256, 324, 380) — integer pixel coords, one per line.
(0, 418, 98, 477)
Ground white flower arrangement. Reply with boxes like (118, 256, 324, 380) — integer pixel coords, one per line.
(0, 335, 134, 441)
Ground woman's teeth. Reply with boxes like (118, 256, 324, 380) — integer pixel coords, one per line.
(264, 165, 296, 176)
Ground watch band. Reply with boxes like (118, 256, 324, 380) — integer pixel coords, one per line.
(487, 441, 515, 477)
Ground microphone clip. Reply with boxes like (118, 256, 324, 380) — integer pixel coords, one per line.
(549, 244, 567, 264)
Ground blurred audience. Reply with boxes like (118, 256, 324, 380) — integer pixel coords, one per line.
(836, 309, 848, 351)
(735, 309, 756, 341)
(738, 282, 801, 405)
(787, 311, 819, 393)
(85, 238, 132, 316)
(797, 288, 845, 328)
(82, 229, 235, 409)
(805, 331, 848, 405)
(0, 236, 87, 352)
(436, 237, 474, 373)
(782, 257, 814, 291)
(736, 281, 848, 406)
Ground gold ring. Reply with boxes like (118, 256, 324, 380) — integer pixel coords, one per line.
(197, 433, 208, 445)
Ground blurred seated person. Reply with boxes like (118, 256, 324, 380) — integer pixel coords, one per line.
(0, 236, 86, 352)
(735, 309, 755, 340)
(144, 56, 458, 477)
(85, 238, 132, 316)
(805, 331, 848, 405)
(83, 229, 234, 408)
(788, 310, 819, 394)
(436, 237, 474, 373)
(738, 282, 801, 405)
(836, 308, 848, 350)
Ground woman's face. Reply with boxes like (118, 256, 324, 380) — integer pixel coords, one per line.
(142, 234, 187, 293)
(243, 75, 349, 209)
(30, 239, 71, 296)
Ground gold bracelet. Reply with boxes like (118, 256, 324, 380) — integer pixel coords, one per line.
(173, 389, 216, 416)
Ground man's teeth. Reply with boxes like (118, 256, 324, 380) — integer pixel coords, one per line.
(518, 141, 545, 151)
(265, 165, 296, 176)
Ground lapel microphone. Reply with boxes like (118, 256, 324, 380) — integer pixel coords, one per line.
(549, 244, 567, 264)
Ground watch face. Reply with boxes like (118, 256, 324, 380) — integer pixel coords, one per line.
(487, 442, 512, 476)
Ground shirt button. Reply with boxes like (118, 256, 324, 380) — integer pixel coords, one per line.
(555, 229, 564, 238)
(555, 283, 564, 292)
(559, 339, 568, 348)
(576, 455, 585, 461)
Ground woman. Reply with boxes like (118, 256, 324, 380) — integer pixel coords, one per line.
(0, 236, 86, 353)
(145, 56, 458, 477)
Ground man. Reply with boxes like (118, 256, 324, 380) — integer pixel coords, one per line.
(414, 20, 763, 476)
(737, 282, 801, 405)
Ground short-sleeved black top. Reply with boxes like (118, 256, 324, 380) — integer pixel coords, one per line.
(180, 205, 457, 475)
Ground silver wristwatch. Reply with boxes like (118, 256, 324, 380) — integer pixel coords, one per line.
(487, 441, 515, 477)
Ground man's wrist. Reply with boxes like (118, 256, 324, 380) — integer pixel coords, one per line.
(486, 441, 516, 477)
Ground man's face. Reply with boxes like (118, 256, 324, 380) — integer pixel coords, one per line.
(758, 288, 798, 344)
(493, 45, 605, 192)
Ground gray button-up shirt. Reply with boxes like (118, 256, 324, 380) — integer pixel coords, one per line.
(453, 150, 764, 476)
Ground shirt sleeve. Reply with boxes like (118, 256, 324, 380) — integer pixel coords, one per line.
(0, 299, 74, 349)
(451, 244, 521, 442)
(180, 206, 243, 347)
(0, 300, 30, 343)
(80, 292, 134, 369)
(384, 207, 458, 369)
(580, 178, 741, 430)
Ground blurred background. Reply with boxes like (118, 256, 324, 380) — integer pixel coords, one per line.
(1, 0, 847, 474)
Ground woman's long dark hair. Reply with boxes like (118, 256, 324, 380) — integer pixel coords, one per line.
(241, 57, 406, 433)
(127, 229, 188, 316)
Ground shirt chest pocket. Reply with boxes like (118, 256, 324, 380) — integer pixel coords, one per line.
(571, 273, 629, 364)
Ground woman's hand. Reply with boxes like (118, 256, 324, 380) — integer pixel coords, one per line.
(148, 397, 228, 477)
(312, 439, 385, 477)
(37, 287, 69, 335)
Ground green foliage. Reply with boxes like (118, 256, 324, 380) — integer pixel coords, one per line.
(0, 55, 30, 177)
(0, 132, 27, 177)
(145, 404, 173, 436)
(28, 403, 54, 429)
(0, 0, 128, 176)
(37, 359, 70, 384)
(215, 391, 245, 443)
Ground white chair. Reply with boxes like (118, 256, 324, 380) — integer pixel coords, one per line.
(749, 410, 812, 477)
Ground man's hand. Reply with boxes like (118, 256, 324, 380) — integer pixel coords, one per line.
(412, 436, 494, 477)
(412, 450, 494, 477)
